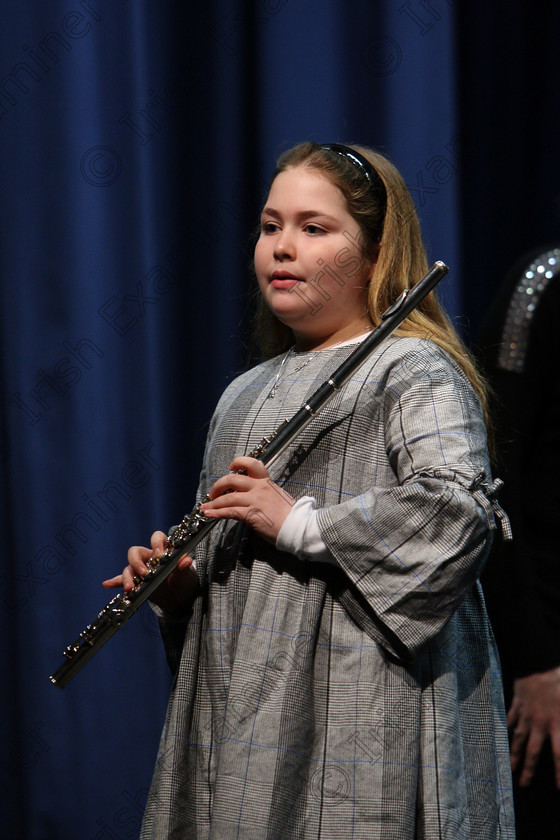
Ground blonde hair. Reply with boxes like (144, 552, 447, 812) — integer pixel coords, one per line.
(255, 141, 489, 420)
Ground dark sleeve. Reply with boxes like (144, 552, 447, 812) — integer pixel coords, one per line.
(479, 259, 560, 678)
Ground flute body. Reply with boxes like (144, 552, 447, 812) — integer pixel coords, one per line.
(49, 260, 448, 688)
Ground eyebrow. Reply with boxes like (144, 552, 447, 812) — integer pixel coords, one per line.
(261, 207, 340, 223)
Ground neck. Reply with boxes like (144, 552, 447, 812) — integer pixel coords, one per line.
(292, 318, 374, 352)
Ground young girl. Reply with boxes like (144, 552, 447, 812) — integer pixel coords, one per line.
(106, 142, 514, 838)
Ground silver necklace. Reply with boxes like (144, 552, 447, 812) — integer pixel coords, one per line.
(267, 348, 313, 399)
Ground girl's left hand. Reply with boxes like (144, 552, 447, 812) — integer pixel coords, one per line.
(200, 456, 295, 544)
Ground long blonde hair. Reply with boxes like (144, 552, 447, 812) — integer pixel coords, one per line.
(255, 141, 489, 419)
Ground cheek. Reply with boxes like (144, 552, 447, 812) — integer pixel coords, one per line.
(253, 238, 267, 277)
(253, 241, 269, 295)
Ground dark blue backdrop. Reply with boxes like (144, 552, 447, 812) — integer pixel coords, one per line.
(1, 2, 558, 838)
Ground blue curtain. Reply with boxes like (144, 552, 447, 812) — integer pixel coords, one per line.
(1, 1, 558, 837)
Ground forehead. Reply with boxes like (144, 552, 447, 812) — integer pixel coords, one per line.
(265, 166, 348, 214)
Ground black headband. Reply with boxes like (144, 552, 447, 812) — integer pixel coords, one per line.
(320, 143, 384, 193)
(320, 143, 387, 241)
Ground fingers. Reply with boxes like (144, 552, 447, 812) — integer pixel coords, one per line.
(508, 669, 560, 787)
(176, 553, 193, 571)
(207, 472, 261, 503)
(103, 531, 168, 594)
(518, 729, 546, 787)
(551, 728, 560, 789)
(200, 457, 296, 544)
(122, 545, 152, 590)
(205, 457, 270, 499)
(228, 456, 270, 477)
(102, 574, 124, 589)
(200, 484, 270, 522)
(102, 529, 198, 615)
(508, 695, 529, 776)
(509, 727, 528, 774)
(204, 487, 254, 513)
(150, 530, 168, 553)
(506, 697, 520, 730)
(201, 501, 275, 530)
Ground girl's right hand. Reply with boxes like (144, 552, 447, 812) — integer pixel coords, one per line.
(102, 530, 199, 614)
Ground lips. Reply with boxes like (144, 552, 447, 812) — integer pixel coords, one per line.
(270, 270, 303, 289)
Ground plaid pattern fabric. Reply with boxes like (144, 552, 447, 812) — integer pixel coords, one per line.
(141, 337, 515, 839)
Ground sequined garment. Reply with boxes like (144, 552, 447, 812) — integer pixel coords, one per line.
(497, 247, 560, 373)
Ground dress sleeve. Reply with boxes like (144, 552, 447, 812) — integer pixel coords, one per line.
(316, 343, 497, 661)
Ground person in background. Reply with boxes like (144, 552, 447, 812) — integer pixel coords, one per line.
(479, 244, 560, 838)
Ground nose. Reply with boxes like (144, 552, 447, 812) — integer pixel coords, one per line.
(273, 228, 296, 260)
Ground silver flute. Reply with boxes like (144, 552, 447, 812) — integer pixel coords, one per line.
(49, 261, 448, 688)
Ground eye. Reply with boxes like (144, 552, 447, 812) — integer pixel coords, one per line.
(260, 221, 280, 234)
(304, 224, 326, 235)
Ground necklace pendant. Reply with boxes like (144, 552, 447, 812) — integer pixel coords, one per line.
(267, 352, 313, 399)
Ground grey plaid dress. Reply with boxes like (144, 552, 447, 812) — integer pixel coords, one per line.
(141, 336, 515, 839)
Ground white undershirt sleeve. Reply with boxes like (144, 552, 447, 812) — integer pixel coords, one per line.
(276, 495, 338, 565)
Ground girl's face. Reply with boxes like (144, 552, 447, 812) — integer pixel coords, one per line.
(254, 166, 376, 351)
